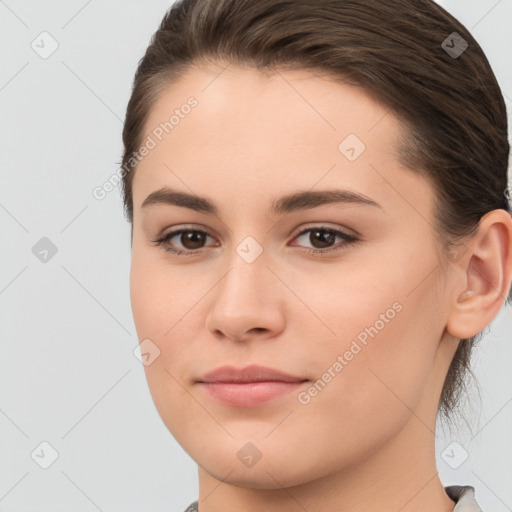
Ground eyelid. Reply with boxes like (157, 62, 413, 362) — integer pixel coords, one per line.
(152, 225, 217, 247)
(291, 221, 359, 239)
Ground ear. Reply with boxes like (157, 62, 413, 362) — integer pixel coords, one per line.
(446, 209, 512, 340)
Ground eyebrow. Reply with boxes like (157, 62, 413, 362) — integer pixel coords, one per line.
(141, 187, 383, 215)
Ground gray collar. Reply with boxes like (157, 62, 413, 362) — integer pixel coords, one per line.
(446, 486, 483, 511)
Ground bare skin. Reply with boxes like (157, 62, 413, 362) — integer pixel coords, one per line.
(129, 62, 512, 512)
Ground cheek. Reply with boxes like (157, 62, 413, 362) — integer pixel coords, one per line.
(129, 249, 204, 400)
(129, 248, 186, 340)
(130, 257, 195, 436)
(305, 255, 443, 423)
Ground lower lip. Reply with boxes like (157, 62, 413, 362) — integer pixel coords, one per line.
(198, 381, 308, 407)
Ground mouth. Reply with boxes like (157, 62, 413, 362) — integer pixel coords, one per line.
(196, 364, 309, 407)
(197, 381, 309, 407)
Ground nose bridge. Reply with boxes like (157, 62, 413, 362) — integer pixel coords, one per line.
(216, 237, 270, 310)
(206, 236, 283, 339)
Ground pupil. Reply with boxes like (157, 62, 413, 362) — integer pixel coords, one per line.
(311, 229, 334, 248)
(183, 231, 204, 249)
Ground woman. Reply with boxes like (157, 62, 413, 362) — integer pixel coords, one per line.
(120, 0, 512, 510)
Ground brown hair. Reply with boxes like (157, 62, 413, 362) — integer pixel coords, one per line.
(120, 0, 511, 421)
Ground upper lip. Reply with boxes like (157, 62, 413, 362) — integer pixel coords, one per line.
(197, 364, 308, 383)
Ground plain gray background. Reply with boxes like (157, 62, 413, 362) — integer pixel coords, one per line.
(0, 1, 511, 511)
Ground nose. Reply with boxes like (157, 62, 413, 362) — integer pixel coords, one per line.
(205, 247, 285, 343)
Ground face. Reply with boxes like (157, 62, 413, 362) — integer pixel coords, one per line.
(130, 63, 456, 489)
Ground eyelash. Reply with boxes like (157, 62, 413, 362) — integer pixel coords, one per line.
(151, 225, 359, 257)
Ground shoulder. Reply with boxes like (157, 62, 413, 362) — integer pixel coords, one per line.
(445, 485, 483, 511)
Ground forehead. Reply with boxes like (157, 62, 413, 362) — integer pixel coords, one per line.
(142, 63, 396, 144)
(132, 63, 432, 222)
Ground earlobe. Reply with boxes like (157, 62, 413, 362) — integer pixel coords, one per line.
(446, 209, 512, 340)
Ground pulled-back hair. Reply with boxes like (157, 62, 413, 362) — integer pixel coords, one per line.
(120, 0, 511, 421)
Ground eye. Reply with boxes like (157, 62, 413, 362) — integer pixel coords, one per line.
(290, 226, 358, 254)
(151, 227, 216, 256)
(151, 225, 359, 256)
